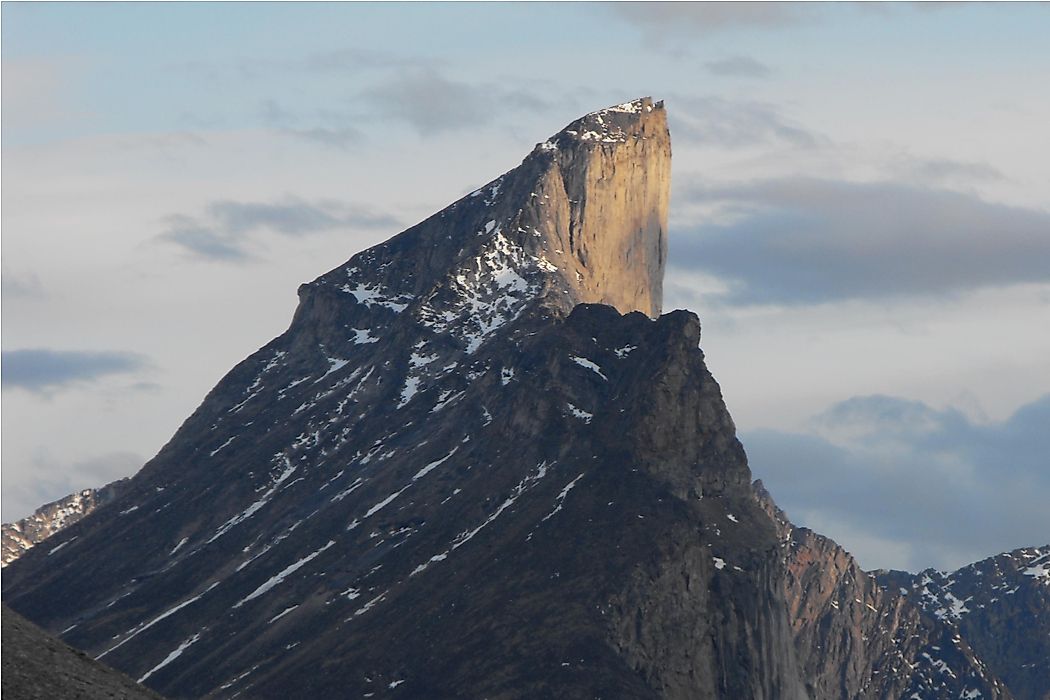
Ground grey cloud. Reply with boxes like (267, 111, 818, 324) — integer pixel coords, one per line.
(259, 100, 363, 149)
(298, 48, 435, 74)
(891, 155, 1005, 185)
(1, 266, 46, 300)
(2, 349, 150, 393)
(287, 126, 363, 150)
(704, 56, 772, 78)
(359, 68, 556, 135)
(236, 48, 434, 81)
(746, 393, 1050, 571)
(159, 197, 400, 262)
(671, 177, 1050, 305)
(160, 216, 250, 262)
(669, 96, 821, 148)
(611, 2, 812, 34)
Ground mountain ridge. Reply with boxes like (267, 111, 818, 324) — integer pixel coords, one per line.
(2, 98, 1035, 699)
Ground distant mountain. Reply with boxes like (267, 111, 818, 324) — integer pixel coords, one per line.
(2, 479, 127, 567)
(2, 604, 164, 700)
(753, 481, 1013, 699)
(877, 546, 1050, 700)
(2, 98, 1025, 699)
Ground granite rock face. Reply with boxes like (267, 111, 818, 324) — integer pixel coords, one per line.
(1, 98, 1027, 699)
(2, 479, 127, 567)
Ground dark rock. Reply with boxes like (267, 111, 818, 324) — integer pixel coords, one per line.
(1, 604, 164, 700)
(876, 546, 1050, 700)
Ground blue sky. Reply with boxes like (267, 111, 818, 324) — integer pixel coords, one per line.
(3, 2, 1048, 571)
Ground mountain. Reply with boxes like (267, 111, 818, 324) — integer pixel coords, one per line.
(877, 546, 1050, 700)
(2, 604, 165, 700)
(2, 479, 127, 567)
(1, 98, 1019, 699)
(754, 481, 1013, 699)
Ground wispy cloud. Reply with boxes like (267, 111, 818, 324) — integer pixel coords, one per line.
(1, 57, 86, 136)
(671, 177, 1050, 305)
(669, 96, 822, 148)
(258, 99, 363, 149)
(2, 349, 150, 393)
(748, 394, 1050, 571)
(888, 155, 1005, 186)
(358, 68, 557, 135)
(704, 55, 772, 78)
(159, 197, 400, 261)
(611, 2, 813, 36)
(239, 47, 435, 81)
(1, 265, 46, 300)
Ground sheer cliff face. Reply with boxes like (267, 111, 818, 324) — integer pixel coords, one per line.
(755, 482, 1013, 700)
(540, 100, 671, 317)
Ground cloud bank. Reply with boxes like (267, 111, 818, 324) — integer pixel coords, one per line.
(669, 96, 821, 148)
(159, 197, 400, 261)
(671, 177, 1050, 305)
(2, 349, 149, 393)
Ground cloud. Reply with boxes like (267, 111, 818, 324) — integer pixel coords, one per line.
(747, 393, 1050, 572)
(1, 266, 46, 300)
(258, 99, 363, 149)
(1, 57, 86, 135)
(671, 177, 1050, 305)
(359, 68, 556, 135)
(160, 215, 250, 261)
(2, 349, 150, 393)
(611, 2, 812, 35)
(668, 96, 821, 148)
(704, 56, 772, 78)
(230, 47, 435, 81)
(889, 155, 1005, 186)
(159, 197, 400, 261)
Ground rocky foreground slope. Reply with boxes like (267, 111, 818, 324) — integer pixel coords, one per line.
(2, 99, 1027, 699)
(2, 605, 164, 700)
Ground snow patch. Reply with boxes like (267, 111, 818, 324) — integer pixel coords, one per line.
(570, 355, 607, 380)
(566, 403, 593, 423)
(234, 541, 334, 608)
(138, 632, 202, 683)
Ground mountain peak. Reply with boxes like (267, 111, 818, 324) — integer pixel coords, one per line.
(539, 96, 666, 153)
(293, 98, 670, 361)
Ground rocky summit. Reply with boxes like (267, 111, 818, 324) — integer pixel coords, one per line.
(2, 479, 127, 567)
(2, 98, 1042, 699)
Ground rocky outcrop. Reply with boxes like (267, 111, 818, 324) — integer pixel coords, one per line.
(877, 546, 1050, 700)
(754, 481, 1011, 699)
(2, 479, 127, 567)
(2, 604, 164, 700)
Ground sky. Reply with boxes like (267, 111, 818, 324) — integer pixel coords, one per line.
(2, 2, 1048, 573)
